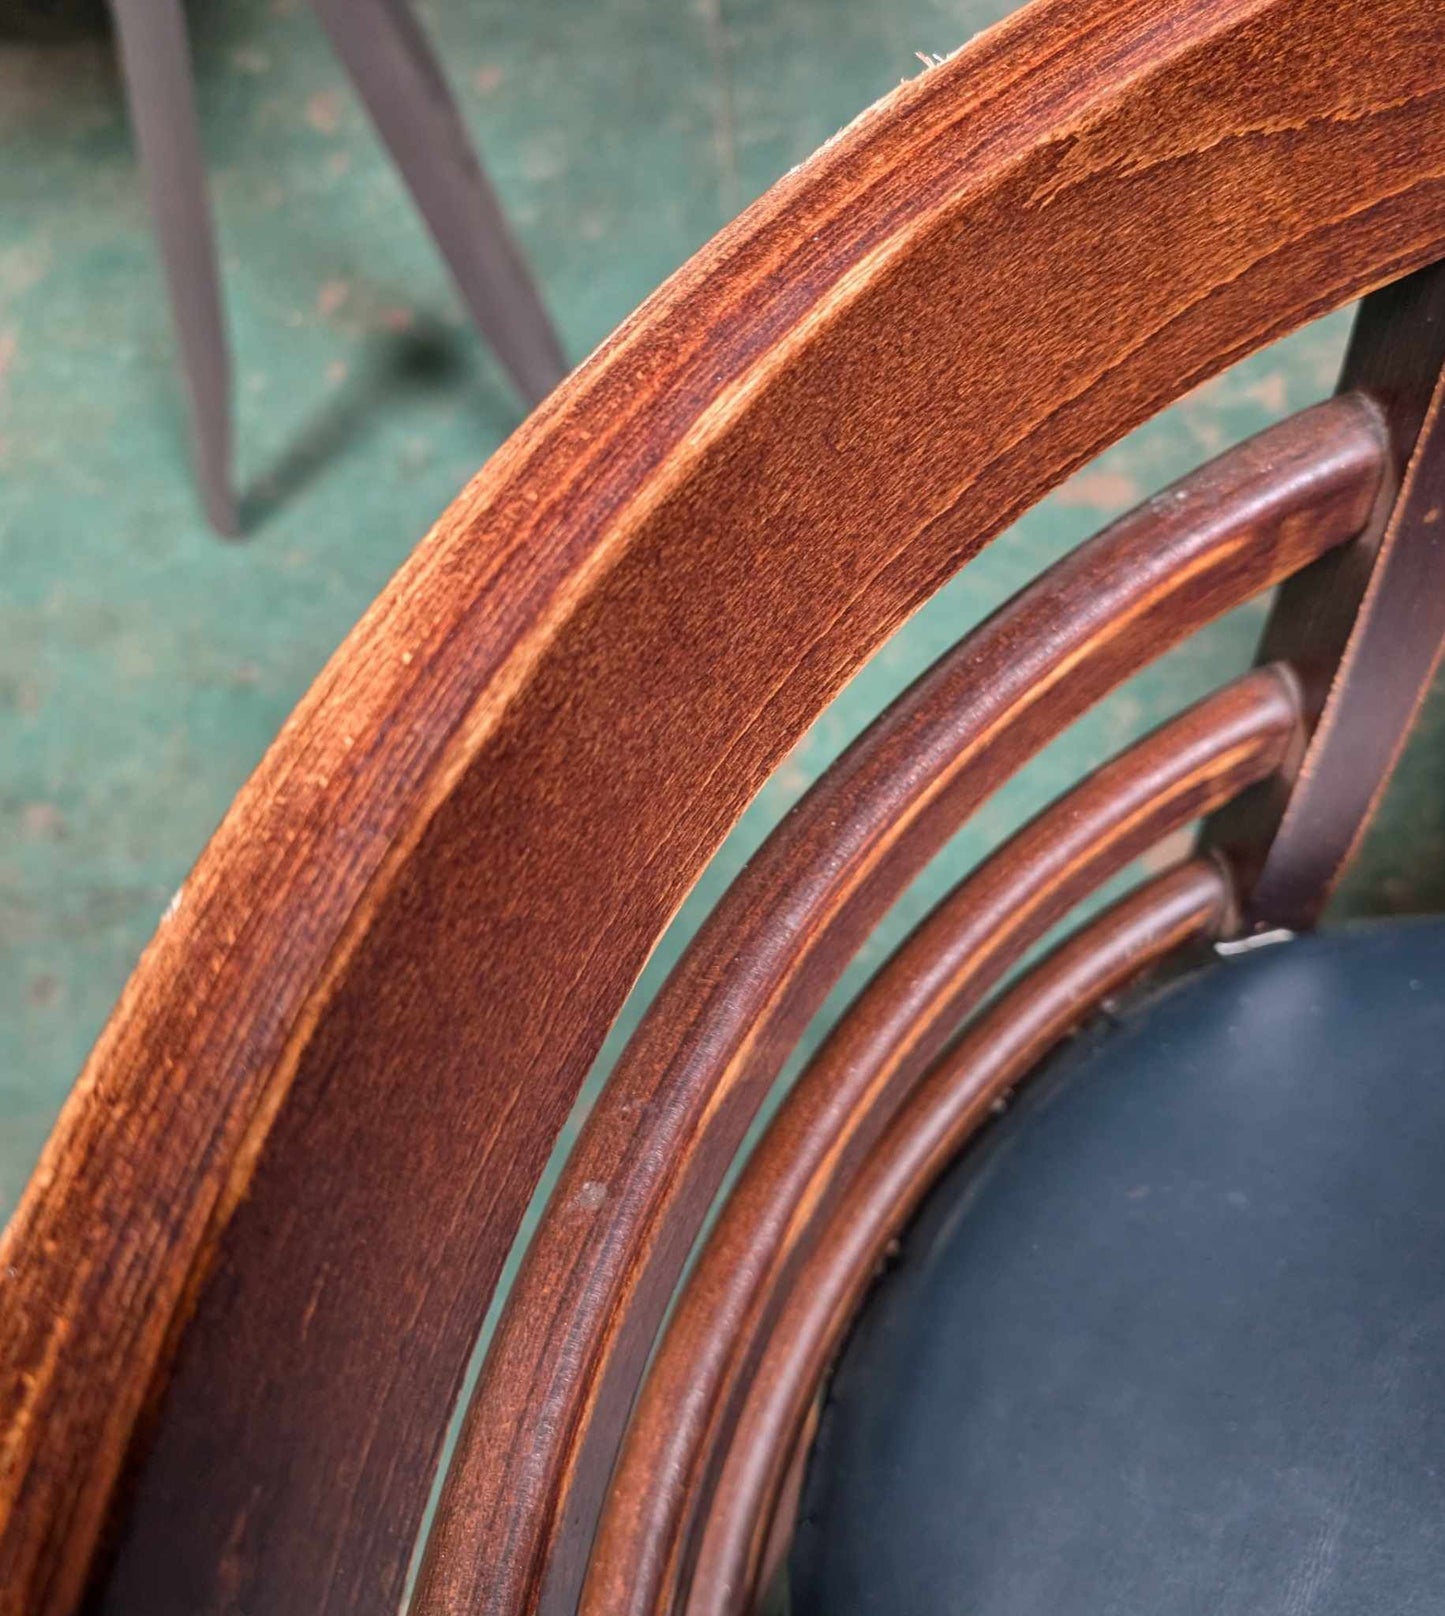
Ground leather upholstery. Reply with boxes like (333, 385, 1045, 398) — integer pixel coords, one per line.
(791, 919, 1445, 1615)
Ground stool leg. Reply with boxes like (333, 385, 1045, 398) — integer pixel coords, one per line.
(310, 0, 568, 408)
(109, 0, 237, 534)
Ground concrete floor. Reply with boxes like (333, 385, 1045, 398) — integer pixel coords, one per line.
(2, 0, 1443, 1223)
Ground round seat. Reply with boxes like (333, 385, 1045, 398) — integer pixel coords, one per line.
(791, 919, 1445, 1616)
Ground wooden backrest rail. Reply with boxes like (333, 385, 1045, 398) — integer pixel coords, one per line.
(584, 263, 1445, 1616)
(581, 671, 1295, 1615)
(683, 862, 1233, 1615)
(599, 267, 1445, 1615)
(417, 404, 1376, 1616)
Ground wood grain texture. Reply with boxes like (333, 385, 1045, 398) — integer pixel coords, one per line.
(1, 2, 1442, 1614)
(418, 407, 1374, 1616)
(682, 861, 1232, 1616)
(1209, 261, 1445, 926)
(581, 670, 1295, 1616)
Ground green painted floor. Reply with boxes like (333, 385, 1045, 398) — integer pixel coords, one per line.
(2, 0, 1444, 1225)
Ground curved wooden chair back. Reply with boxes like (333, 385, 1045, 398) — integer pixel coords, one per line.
(2, 1, 1443, 1614)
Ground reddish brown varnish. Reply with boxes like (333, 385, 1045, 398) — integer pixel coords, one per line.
(682, 862, 1232, 1615)
(581, 672, 1295, 1616)
(582, 260, 1445, 1616)
(421, 404, 1377, 1616)
(0, 2, 1441, 1614)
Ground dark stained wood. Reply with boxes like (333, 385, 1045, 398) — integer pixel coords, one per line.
(579, 671, 1294, 1616)
(1208, 262, 1445, 927)
(0, 3, 1441, 1615)
(417, 411, 1374, 1616)
(679, 861, 1233, 1616)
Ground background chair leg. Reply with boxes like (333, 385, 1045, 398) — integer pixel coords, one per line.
(310, 0, 568, 409)
(109, 0, 237, 535)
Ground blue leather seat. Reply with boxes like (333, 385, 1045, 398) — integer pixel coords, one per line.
(791, 919, 1445, 1615)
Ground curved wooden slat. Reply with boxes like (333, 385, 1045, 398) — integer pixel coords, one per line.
(683, 861, 1232, 1616)
(3, 3, 1442, 1613)
(420, 406, 1374, 1616)
(581, 668, 1295, 1615)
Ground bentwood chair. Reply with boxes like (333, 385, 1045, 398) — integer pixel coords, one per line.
(2, 0, 1444, 1612)
(108, 0, 566, 533)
